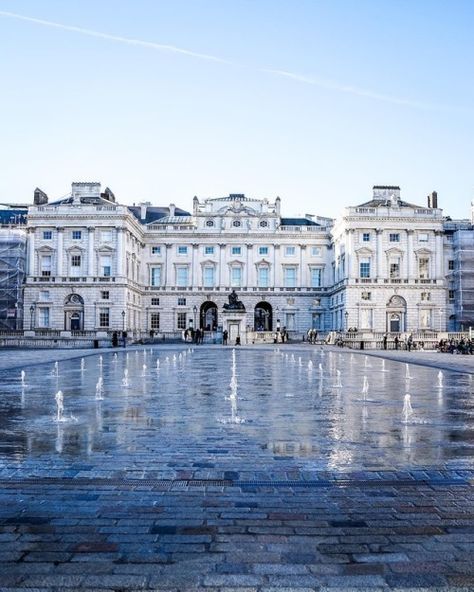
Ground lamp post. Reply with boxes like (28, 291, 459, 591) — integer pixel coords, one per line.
(29, 305, 35, 331)
(193, 305, 197, 329)
(276, 307, 280, 332)
(121, 310, 126, 332)
(344, 310, 349, 332)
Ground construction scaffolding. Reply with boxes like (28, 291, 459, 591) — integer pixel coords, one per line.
(453, 228, 474, 330)
(0, 229, 27, 330)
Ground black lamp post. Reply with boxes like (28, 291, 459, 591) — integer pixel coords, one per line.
(29, 305, 35, 331)
(193, 305, 197, 328)
(344, 310, 349, 331)
(121, 310, 126, 332)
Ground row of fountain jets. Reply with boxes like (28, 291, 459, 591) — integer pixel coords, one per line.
(18, 350, 445, 426)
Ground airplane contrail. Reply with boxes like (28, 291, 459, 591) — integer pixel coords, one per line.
(0, 10, 233, 64)
(0, 10, 463, 112)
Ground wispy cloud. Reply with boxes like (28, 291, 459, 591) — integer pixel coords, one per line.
(0, 10, 233, 64)
(0, 10, 463, 113)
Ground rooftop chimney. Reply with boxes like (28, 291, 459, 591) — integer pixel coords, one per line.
(102, 187, 116, 203)
(428, 191, 438, 209)
(33, 187, 48, 205)
(169, 203, 176, 217)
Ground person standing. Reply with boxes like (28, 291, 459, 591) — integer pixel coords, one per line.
(223, 329, 228, 345)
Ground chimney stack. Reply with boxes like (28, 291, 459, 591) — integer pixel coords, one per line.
(33, 187, 48, 205)
(169, 203, 176, 217)
(428, 191, 438, 209)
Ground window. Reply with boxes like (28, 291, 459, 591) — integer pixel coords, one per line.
(258, 266, 269, 288)
(150, 313, 160, 330)
(258, 246, 269, 255)
(204, 246, 214, 255)
(232, 220, 241, 227)
(311, 246, 321, 256)
(203, 266, 215, 287)
(101, 291, 109, 300)
(177, 246, 188, 255)
(449, 290, 455, 300)
(38, 307, 50, 328)
(42, 231, 52, 240)
(285, 312, 296, 330)
(418, 257, 429, 279)
(421, 292, 430, 301)
(259, 220, 268, 227)
(231, 266, 242, 287)
(448, 260, 454, 270)
(100, 230, 113, 242)
(285, 246, 296, 256)
(361, 291, 371, 300)
(418, 233, 429, 242)
(176, 266, 189, 287)
(72, 230, 82, 240)
(206, 220, 214, 227)
(100, 255, 112, 277)
(177, 297, 186, 305)
(389, 233, 400, 242)
(99, 308, 110, 328)
(310, 268, 322, 287)
(359, 257, 370, 278)
(151, 246, 161, 255)
(39, 291, 50, 301)
(284, 267, 297, 287)
(151, 297, 160, 306)
(231, 246, 241, 255)
(41, 255, 52, 276)
(362, 232, 370, 242)
(389, 257, 400, 278)
(150, 266, 161, 286)
(361, 308, 373, 329)
(71, 255, 81, 267)
(177, 312, 187, 330)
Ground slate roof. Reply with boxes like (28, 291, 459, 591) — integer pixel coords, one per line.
(280, 217, 319, 226)
(0, 209, 28, 225)
(127, 206, 191, 225)
(356, 198, 424, 209)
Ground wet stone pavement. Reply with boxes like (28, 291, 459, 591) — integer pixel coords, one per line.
(0, 345, 473, 591)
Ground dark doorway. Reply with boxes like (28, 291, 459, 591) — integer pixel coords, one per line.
(200, 301, 218, 331)
(254, 302, 272, 331)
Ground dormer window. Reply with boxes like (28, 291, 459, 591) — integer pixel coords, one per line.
(206, 220, 214, 227)
(232, 220, 241, 227)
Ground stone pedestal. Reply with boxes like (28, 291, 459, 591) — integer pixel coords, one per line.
(221, 309, 248, 345)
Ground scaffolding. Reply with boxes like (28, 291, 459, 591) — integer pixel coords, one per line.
(453, 229, 474, 330)
(0, 229, 27, 330)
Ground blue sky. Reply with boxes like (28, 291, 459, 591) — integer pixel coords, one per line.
(1, 0, 473, 219)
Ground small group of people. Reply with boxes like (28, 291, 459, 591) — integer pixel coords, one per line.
(382, 333, 424, 351)
(438, 338, 474, 354)
(183, 327, 204, 344)
(274, 327, 288, 343)
(306, 329, 319, 344)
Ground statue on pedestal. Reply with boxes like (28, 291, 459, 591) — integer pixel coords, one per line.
(223, 290, 245, 310)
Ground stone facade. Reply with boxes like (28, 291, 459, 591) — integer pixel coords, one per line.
(22, 182, 465, 340)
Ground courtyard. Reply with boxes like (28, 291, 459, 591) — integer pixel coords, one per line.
(0, 345, 473, 590)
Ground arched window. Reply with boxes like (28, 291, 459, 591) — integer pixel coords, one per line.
(205, 220, 214, 227)
(232, 220, 241, 227)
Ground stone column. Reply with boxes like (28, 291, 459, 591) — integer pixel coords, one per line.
(274, 244, 280, 287)
(406, 230, 414, 280)
(299, 245, 306, 287)
(116, 228, 124, 276)
(165, 244, 172, 287)
(218, 244, 226, 287)
(376, 229, 383, 279)
(27, 228, 35, 275)
(435, 231, 443, 279)
(246, 244, 253, 287)
(192, 244, 199, 288)
(346, 229, 355, 279)
(56, 227, 64, 276)
(87, 227, 95, 276)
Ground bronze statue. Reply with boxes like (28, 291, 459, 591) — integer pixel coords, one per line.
(223, 290, 245, 310)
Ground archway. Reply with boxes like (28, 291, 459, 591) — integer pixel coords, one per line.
(200, 301, 218, 331)
(254, 302, 272, 331)
(386, 295, 406, 333)
(64, 293, 84, 331)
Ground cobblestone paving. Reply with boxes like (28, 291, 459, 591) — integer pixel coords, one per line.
(0, 345, 473, 590)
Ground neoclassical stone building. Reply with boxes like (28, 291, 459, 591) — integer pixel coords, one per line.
(22, 182, 463, 341)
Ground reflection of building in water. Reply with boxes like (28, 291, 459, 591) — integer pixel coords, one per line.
(20, 182, 469, 337)
(267, 441, 314, 456)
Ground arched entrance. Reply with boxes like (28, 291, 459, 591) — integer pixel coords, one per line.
(200, 301, 218, 331)
(254, 302, 272, 331)
(64, 293, 84, 331)
(386, 295, 406, 333)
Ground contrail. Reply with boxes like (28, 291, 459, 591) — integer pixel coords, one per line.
(0, 10, 463, 112)
(0, 10, 233, 64)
